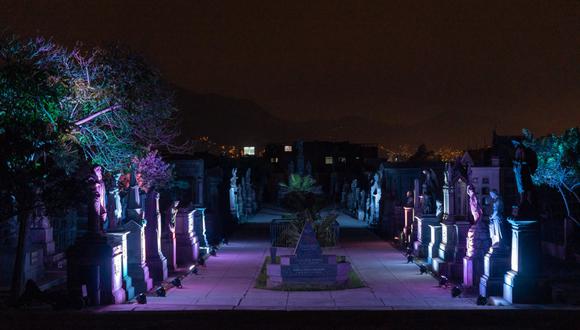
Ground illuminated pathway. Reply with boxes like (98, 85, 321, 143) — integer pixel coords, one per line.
(97, 209, 509, 311)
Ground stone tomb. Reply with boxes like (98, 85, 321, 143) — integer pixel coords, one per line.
(267, 222, 350, 289)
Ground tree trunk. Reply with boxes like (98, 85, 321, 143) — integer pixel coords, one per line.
(11, 208, 30, 300)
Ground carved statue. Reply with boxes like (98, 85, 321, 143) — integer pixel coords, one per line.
(435, 200, 443, 220)
(92, 166, 107, 230)
(166, 200, 180, 235)
(421, 169, 439, 214)
(466, 184, 483, 223)
(512, 140, 537, 218)
(87, 172, 107, 234)
(230, 168, 238, 188)
(489, 190, 508, 248)
(404, 191, 414, 208)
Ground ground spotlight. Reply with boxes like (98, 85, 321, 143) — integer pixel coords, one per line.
(198, 256, 206, 266)
(189, 265, 199, 275)
(209, 248, 217, 257)
(476, 295, 488, 305)
(222, 237, 229, 245)
(439, 276, 449, 288)
(451, 286, 462, 298)
(171, 277, 183, 288)
(136, 293, 147, 304)
(406, 255, 414, 264)
(419, 264, 427, 274)
(156, 286, 166, 297)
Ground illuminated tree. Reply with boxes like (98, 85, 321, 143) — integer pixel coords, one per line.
(0, 34, 184, 297)
(523, 128, 580, 248)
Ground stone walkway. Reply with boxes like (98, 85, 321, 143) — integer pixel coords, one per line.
(96, 210, 520, 312)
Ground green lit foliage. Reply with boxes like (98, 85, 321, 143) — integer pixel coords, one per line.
(523, 128, 580, 225)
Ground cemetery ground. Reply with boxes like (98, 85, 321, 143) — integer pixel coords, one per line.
(3, 206, 579, 329)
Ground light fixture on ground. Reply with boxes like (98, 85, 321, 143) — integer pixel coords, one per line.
(419, 264, 427, 274)
(156, 286, 166, 297)
(171, 277, 183, 288)
(197, 256, 205, 266)
(439, 276, 449, 288)
(451, 286, 462, 298)
(209, 248, 217, 257)
(406, 255, 414, 264)
(136, 293, 147, 304)
(476, 295, 488, 305)
(189, 265, 199, 275)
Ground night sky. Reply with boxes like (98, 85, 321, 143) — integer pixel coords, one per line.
(1, 0, 578, 147)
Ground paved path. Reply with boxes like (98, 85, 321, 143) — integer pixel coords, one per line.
(97, 209, 501, 312)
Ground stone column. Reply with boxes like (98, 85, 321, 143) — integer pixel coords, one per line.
(144, 190, 168, 283)
(427, 224, 442, 265)
(463, 220, 491, 290)
(124, 220, 153, 295)
(161, 204, 178, 272)
(104, 239, 125, 304)
(126, 168, 143, 223)
(194, 208, 209, 250)
(106, 231, 135, 301)
(503, 219, 542, 304)
(402, 207, 413, 246)
(175, 208, 199, 267)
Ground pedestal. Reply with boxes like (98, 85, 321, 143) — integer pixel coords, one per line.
(479, 245, 510, 297)
(402, 207, 413, 246)
(66, 234, 114, 306)
(30, 226, 56, 258)
(414, 215, 439, 258)
(106, 231, 135, 301)
(194, 208, 208, 250)
(503, 219, 542, 304)
(162, 231, 177, 272)
(125, 221, 153, 295)
(107, 241, 126, 304)
(427, 224, 441, 265)
(463, 221, 491, 290)
(175, 209, 199, 267)
(432, 221, 469, 279)
(144, 191, 168, 283)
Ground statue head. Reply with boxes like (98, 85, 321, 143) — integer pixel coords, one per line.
(466, 184, 476, 198)
(93, 165, 103, 181)
(490, 189, 499, 200)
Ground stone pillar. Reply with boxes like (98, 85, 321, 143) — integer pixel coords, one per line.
(106, 231, 135, 301)
(427, 224, 442, 265)
(175, 209, 199, 267)
(124, 220, 153, 295)
(126, 168, 142, 223)
(503, 219, 542, 304)
(29, 218, 56, 264)
(402, 207, 413, 246)
(161, 222, 177, 272)
(413, 215, 439, 258)
(105, 239, 125, 304)
(194, 208, 209, 250)
(463, 220, 491, 290)
(144, 191, 167, 283)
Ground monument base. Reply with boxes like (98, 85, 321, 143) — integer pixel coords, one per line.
(123, 275, 135, 301)
(128, 263, 153, 294)
(479, 247, 510, 297)
(503, 270, 541, 304)
(147, 256, 168, 283)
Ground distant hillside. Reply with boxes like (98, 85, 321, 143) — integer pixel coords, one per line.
(173, 88, 533, 149)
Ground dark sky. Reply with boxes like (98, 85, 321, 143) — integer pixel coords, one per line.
(1, 0, 579, 144)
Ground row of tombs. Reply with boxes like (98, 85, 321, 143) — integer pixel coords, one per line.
(1, 159, 260, 306)
(400, 163, 542, 304)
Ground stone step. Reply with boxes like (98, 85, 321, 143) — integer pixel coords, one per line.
(487, 296, 511, 306)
